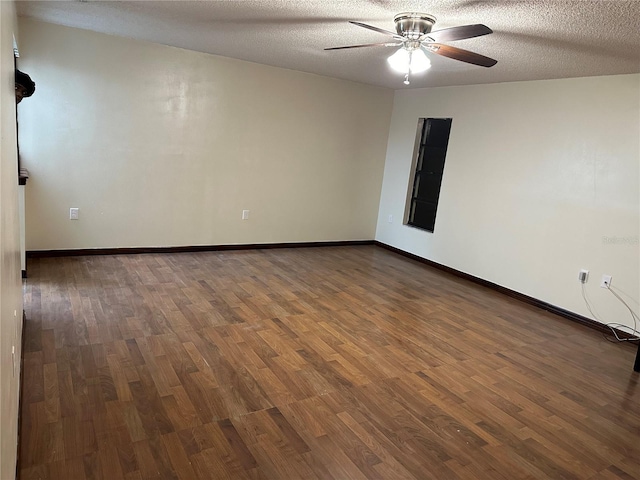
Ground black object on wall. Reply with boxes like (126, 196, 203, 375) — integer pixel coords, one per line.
(407, 118, 452, 232)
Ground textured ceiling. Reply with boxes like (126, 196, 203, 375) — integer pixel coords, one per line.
(16, 0, 640, 90)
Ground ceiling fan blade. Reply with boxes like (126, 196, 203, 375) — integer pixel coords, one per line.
(427, 24, 493, 42)
(325, 42, 401, 51)
(427, 43, 497, 67)
(349, 21, 404, 40)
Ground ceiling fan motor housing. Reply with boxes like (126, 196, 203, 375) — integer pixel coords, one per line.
(394, 13, 436, 39)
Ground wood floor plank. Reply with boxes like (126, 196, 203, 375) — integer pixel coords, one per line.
(160, 432, 199, 480)
(19, 246, 640, 479)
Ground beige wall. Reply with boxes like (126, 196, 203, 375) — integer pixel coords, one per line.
(1, 1, 24, 478)
(18, 19, 393, 250)
(376, 74, 640, 331)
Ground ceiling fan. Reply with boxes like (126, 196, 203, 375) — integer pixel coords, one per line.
(325, 13, 497, 85)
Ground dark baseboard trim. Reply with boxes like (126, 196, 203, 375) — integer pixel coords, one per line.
(374, 241, 636, 340)
(26, 240, 376, 258)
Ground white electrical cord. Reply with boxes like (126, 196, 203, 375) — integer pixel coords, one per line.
(606, 285, 640, 342)
(581, 282, 640, 342)
(581, 283, 601, 321)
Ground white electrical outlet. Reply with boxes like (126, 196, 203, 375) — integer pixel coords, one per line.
(578, 269, 589, 283)
(600, 274, 612, 288)
(242, 210, 250, 220)
(388, 215, 393, 223)
(69, 207, 79, 220)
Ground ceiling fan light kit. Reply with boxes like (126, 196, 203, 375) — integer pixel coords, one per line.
(326, 12, 497, 85)
(387, 48, 431, 74)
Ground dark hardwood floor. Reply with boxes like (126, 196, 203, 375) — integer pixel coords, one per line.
(18, 246, 640, 479)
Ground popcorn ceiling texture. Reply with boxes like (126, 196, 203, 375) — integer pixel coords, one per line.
(16, 0, 640, 89)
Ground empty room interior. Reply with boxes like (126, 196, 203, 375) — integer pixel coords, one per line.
(1, 1, 639, 479)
